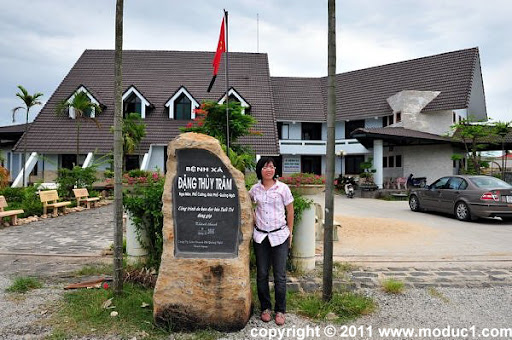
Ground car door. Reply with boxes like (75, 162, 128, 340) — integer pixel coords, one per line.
(422, 177, 450, 210)
(438, 177, 467, 213)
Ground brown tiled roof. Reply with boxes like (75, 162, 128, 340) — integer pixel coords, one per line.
(351, 127, 454, 149)
(271, 77, 326, 122)
(272, 47, 479, 122)
(15, 50, 279, 155)
(0, 123, 30, 134)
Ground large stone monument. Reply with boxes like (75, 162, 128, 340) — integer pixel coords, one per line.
(153, 133, 253, 331)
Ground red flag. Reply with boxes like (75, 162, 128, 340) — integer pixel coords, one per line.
(212, 17, 226, 76)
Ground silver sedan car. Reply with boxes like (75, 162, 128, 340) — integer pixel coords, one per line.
(409, 175, 512, 221)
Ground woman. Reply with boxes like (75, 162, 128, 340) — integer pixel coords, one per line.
(249, 157, 294, 326)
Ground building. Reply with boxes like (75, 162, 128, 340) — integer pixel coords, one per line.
(12, 47, 488, 187)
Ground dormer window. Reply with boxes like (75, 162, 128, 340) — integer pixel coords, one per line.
(68, 86, 100, 119)
(122, 86, 150, 119)
(165, 87, 199, 120)
(218, 88, 250, 114)
(175, 94, 192, 120)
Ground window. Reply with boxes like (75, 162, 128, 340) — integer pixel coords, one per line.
(67, 86, 100, 119)
(61, 154, 77, 170)
(453, 112, 456, 123)
(388, 156, 394, 168)
(218, 88, 250, 114)
(345, 155, 365, 174)
(166, 87, 199, 119)
(383, 115, 394, 127)
(345, 120, 365, 137)
(123, 93, 142, 118)
(396, 112, 401, 123)
(277, 123, 289, 140)
(174, 93, 192, 120)
(301, 123, 322, 140)
(431, 177, 450, 189)
(125, 155, 140, 171)
(396, 155, 402, 167)
(301, 156, 321, 175)
(447, 177, 466, 190)
(383, 157, 388, 168)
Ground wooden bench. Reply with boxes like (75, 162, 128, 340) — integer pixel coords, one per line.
(73, 188, 100, 209)
(39, 190, 71, 217)
(0, 196, 24, 226)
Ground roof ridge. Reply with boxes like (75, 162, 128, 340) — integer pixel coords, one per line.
(338, 47, 479, 77)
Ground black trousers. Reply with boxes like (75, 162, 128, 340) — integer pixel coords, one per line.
(253, 236, 289, 313)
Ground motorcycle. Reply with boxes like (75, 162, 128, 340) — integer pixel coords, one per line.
(344, 177, 355, 198)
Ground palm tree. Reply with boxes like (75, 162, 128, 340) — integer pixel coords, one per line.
(12, 85, 43, 187)
(122, 113, 146, 155)
(113, 0, 124, 294)
(56, 91, 102, 164)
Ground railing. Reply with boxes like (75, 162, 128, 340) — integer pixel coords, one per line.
(279, 139, 369, 155)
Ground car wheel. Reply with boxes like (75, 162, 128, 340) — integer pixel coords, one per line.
(454, 201, 471, 221)
(409, 195, 421, 212)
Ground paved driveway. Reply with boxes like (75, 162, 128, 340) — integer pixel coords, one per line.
(310, 193, 512, 266)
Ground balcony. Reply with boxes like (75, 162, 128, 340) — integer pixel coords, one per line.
(279, 139, 369, 155)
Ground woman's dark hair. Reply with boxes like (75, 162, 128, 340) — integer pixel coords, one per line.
(255, 157, 278, 180)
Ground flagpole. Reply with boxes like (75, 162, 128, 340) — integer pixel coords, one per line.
(224, 9, 230, 160)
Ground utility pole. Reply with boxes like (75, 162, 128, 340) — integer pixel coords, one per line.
(323, 0, 336, 301)
(113, 0, 124, 294)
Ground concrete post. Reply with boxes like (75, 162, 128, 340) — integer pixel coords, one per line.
(290, 205, 316, 271)
(125, 211, 148, 263)
(373, 139, 383, 189)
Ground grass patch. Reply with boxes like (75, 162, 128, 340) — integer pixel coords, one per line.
(334, 262, 357, 273)
(381, 278, 405, 294)
(427, 287, 450, 303)
(6, 276, 43, 293)
(287, 291, 375, 322)
(48, 282, 168, 339)
(73, 263, 113, 277)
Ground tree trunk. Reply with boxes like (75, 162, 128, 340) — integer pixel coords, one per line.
(323, 0, 336, 302)
(113, 0, 124, 294)
(23, 109, 29, 187)
(76, 119, 80, 165)
(502, 140, 505, 180)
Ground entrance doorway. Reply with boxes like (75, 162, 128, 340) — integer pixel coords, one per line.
(301, 155, 321, 175)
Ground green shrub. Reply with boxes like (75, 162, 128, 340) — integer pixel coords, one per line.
(127, 169, 150, 178)
(0, 186, 43, 217)
(290, 189, 313, 225)
(56, 166, 97, 199)
(123, 173, 165, 269)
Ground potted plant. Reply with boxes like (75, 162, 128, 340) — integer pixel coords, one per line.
(359, 158, 378, 191)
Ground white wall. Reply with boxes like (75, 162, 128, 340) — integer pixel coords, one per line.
(402, 144, 454, 184)
(287, 122, 302, 140)
(402, 109, 454, 136)
(148, 145, 166, 172)
(467, 55, 487, 120)
(335, 122, 345, 139)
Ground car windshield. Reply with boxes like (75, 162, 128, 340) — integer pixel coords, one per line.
(469, 177, 512, 189)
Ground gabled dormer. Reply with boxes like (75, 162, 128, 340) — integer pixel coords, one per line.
(67, 85, 101, 119)
(122, 86, 151, 119)
(165, 86, 199, 120)
(218, 88, 250, 114)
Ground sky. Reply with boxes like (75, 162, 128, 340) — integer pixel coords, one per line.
(1, 0, 511, 127)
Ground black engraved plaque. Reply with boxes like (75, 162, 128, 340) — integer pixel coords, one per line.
(173, 148, 240, 258)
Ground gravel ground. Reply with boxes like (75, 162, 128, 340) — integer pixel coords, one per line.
(1, 274, 511, 340)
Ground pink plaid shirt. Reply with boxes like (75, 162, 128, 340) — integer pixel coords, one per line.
(249, 180, 294, 247)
